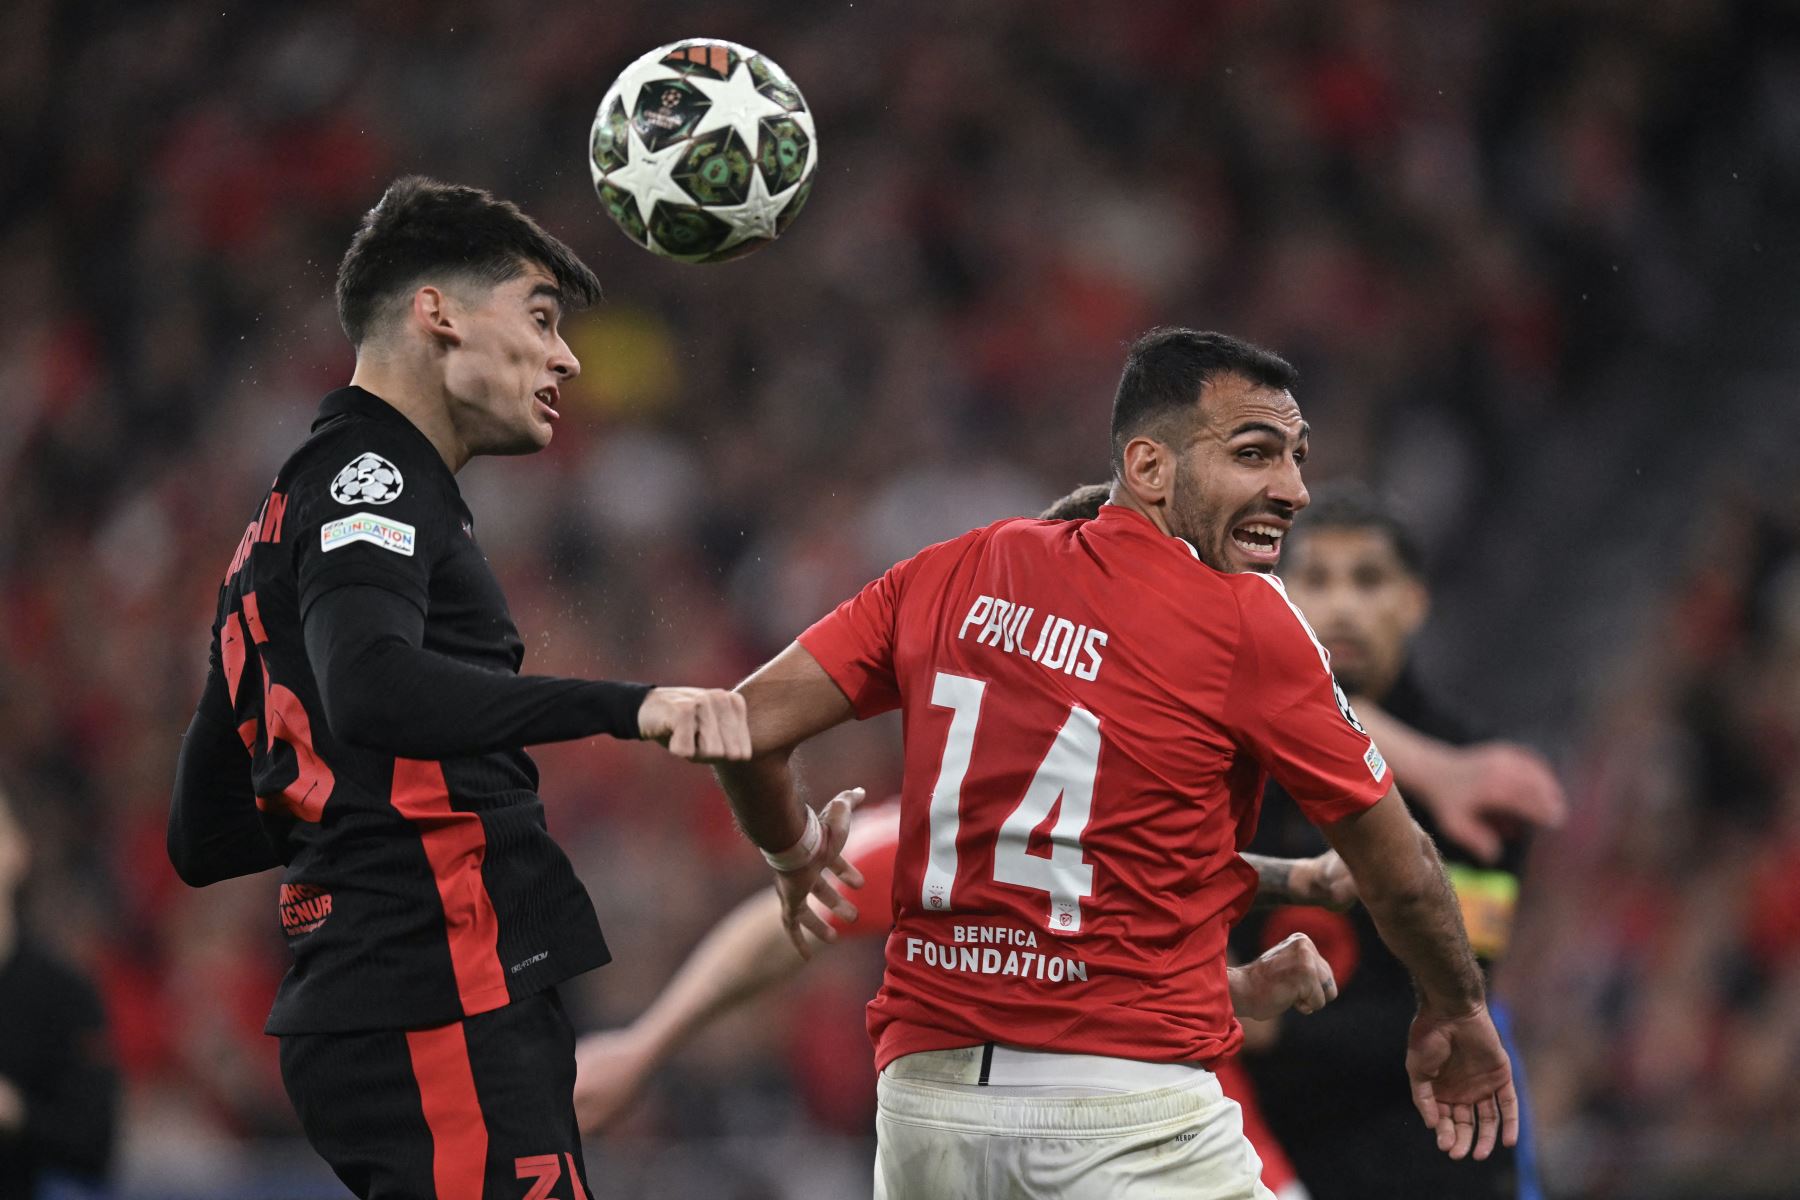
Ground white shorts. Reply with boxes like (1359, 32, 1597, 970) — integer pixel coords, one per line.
(874, 1045, 1277, 1200)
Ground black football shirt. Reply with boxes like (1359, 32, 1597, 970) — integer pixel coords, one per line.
(180, 386, 644, 1034)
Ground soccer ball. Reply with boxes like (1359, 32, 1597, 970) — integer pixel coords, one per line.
(589, 39, 818, 263)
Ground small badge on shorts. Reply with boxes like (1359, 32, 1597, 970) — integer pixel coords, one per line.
(330, 452, 404, 505)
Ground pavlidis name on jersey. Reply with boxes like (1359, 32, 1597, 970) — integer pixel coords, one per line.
(957, 594, 1109, 681)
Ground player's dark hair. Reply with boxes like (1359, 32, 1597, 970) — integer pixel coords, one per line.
(1038, 483, 1112, 521)
(335, 176, 602, 347)
(1110, 328, 1297, 470)
(1290, 482, 1425, 577)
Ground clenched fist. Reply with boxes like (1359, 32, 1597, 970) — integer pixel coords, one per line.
(638, 687, 751, 762)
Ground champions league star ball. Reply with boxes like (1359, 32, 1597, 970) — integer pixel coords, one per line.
(589, 38, 818, 263)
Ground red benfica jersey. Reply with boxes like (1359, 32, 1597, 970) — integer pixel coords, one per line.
(798, 504, 1390, 1070)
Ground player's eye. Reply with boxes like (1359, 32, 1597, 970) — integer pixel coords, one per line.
(1236, 447, 1265, 462)
(533, 312, 550, 329)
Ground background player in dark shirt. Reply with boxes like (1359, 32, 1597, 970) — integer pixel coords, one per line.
(165, 177, 780, 1200)
(0, 775, 118, 1197)
(1233, 485, 1546, 1200)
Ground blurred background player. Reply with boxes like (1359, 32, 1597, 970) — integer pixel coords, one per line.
(714, 329, 1518, 1197)
(0, 773, 118, 1197)
(165, 177, 759, 1200)
(1232, 484, 1546, 1200)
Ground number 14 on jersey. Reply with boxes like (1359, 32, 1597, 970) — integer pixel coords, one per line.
(921, 671, 1101, 933)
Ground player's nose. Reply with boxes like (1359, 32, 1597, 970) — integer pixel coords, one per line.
(1271, 456, 1308, 512)
(550, 335, 580, 381)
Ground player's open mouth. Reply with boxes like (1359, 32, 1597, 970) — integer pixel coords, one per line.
(1230, 521, 1285, 562)
(534, 388, 559, 420)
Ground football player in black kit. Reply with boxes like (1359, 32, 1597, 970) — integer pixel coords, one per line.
(167, 177, 853, 1200)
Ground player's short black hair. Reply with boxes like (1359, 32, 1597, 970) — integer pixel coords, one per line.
(1038, 483, 1112, 521)
(1289, 482, 1425, 577)
(1110, 328, 1297, 469)
(335, 175, 602, 347)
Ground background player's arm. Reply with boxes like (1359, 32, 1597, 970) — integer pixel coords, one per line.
(1321, 786, 1519, 1160)
(1352, 701, 1565, 862)
(302, 584, 746, 760)
(167, 648, 286, 887)
(1243, 849, 1355, 909)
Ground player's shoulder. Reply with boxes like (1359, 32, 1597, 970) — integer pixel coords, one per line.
(282, 409, 442, 511)
(1225, 570, 1331, 668)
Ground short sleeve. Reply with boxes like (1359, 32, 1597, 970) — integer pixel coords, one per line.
(1224, 574, 1391, 825)
(291, 431, 444, 617)
(796, 558, 913, 718)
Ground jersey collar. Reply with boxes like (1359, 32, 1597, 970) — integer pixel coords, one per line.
(314, 385, 423, 433)
(1092, 502, 1205, 562)
(313, 386, 458, 484)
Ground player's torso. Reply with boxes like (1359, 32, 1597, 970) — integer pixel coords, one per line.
(210, 401, 603, 1032)
(216, 418, 535, 832)
(871, 514, 1265, 1066)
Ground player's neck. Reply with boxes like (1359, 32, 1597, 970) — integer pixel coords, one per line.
(1108, 485, 1176, 539)
(347, 360, 470, 473)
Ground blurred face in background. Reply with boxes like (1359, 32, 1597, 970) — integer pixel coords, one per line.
(1282, 525, 1428, 700)
(438, 263, 580, 456)
(1167, 374, 1310, 574)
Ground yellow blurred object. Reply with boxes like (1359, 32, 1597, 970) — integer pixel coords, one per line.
(1446, 865, 1519, 961)
(562, 308, 681, 417)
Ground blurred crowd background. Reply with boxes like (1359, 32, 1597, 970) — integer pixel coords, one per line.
(2, 0, 1798, 1196)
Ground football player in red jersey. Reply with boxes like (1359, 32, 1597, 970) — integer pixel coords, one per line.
(574, 483, 1555, 1198)
(717, 329, 1516, 1198)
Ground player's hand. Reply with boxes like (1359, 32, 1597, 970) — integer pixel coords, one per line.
(638, 687, 752, 762)
(1405, 1002, 1519, 1162)
(1228, 932, 1339, 1021)
(0, 1075, 23, 1133)
(1424, 742, 1566, 864)
(573, 1028, 657, 1133)
(1293, 849, 1358, 910)
(774, 788, 865, 959)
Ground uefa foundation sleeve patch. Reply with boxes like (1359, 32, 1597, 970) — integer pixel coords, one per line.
(1364, 740, 1387, 781)
(321, 513, 417, 557)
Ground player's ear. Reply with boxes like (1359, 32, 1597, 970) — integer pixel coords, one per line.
(1119, 436, 1173, 507)
(1397, 575, 1430, 638)
(410, 286, 464, 349)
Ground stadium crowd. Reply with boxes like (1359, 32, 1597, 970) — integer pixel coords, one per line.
(0, 0, 1795, 1195)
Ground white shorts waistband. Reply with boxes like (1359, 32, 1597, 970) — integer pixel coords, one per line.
(885, 1044, 1210, 1092)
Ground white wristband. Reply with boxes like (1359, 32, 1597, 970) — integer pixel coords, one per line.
(761, 807, 822, 873)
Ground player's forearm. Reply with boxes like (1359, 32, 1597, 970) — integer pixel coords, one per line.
(712, 752, 812, 860)
(1324, 791, 1485, 1016)
(1243, 853, 1311, 907)
(632, 888, 808, 1059)
(168, 706, 285, 887)
(304, 585, 651, 756)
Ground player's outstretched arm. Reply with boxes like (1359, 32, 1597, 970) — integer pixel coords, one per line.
(715, 642, 867, 956)
(303, 584, 750, 761)
(1321, 787, 1518, 1162)
(1352, 701, 1565, 863)
(574, 885, 814, 1131)
(167, 656, 285, 887)
(1243, 850, 1357, 910)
